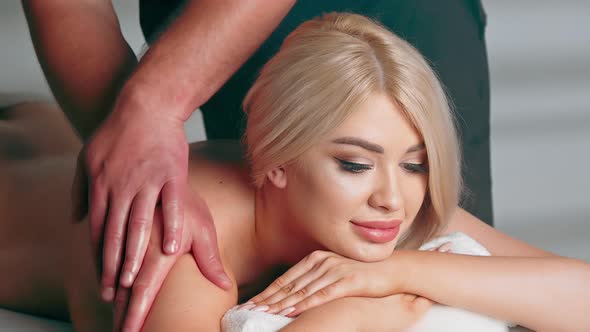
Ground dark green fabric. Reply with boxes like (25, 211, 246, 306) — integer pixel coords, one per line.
(139, 0, 493, 226)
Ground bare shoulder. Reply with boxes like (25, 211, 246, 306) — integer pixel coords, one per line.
(143, 254, 239, 331)
(440, 207, 557, 257)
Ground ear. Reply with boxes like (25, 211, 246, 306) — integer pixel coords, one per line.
(266, 166, 287, 189)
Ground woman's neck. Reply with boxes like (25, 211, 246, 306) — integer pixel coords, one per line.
(252, 185, 320, 266)
(219, 182, 321, 288)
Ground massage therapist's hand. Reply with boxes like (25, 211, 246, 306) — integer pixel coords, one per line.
(248, 250, 410, 317)
(112, 188, 232, 332)
(71, 94, 231, 303)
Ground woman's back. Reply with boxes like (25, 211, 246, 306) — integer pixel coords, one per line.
(0, 102, 277, 325)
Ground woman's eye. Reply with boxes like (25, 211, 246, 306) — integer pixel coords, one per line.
(402, 162, 429, 174)
(336, 158, 373, 173)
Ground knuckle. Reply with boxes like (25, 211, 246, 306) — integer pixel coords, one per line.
(163, 200, 181, 215)
(308, 250, 326, 261)
(271, 302, 285, 312)
(323, 256, 340, 266)
(128, 216, 151, 233)
(281, 283, 296, 295)
(104, 232, 124, 247)
(295, 287, 308, 297)
(274, 276, 288, 289)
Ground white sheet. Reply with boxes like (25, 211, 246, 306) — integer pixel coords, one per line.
(0, 306, 533, 331)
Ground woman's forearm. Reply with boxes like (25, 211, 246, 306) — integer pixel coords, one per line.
(393, 250, 590, 331)
(279, 297, 366, 332)
(22, 0, 137, 139)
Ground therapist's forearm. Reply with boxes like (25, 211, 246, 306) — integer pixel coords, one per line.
(395, 250, 590, 331)
(22, 0, 137, 139)
(124, 0, 295, 122)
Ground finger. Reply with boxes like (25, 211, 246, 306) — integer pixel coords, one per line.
(189, 197, 233, 290)
(119, 188, 159, 288)
(161, 180, 185, 254)
(89, 182, 108, 275)
(71, 151, 89, 222)
(113, 285, 130, 332)
(260, 263, 328, 308)
(101, 195, 132, 302)
(266, 272, 339, 314)
(286, 280, 347, 317)
(249, 256, 320, 304)
(121, 242, 176, 332)
(191, 227, 233, 290)
(437, 242, 453, 253)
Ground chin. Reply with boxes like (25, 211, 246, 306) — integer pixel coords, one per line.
(342, 240, 398, 262)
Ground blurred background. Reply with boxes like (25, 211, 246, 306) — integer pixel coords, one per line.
(1, 0, 589, 265)
(0, 1, 587, 330)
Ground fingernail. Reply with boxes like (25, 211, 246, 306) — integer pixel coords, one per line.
(102, 287, 115, 302)
(278, 307, 295, 316)
(251, 305, 269, 312)
(121, 272, 134, 286)
(220, 275, 233, 289)
(438, 242, 452, 252)
(238, 304, 256, 311)
(165, 240, 177, 254)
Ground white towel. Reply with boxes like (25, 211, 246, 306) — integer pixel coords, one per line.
(221, 232, 512, 332)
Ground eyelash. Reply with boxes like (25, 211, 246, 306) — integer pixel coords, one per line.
(336, 158, 428, 174)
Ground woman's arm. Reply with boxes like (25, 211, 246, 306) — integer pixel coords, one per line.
(279, 295, 431, 332)
(394, 249, 590, 331)
(443, 207, 557, 258)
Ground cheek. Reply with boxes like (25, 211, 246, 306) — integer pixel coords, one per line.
(401, 175, 428, 219)
(290, 166, 367, 225)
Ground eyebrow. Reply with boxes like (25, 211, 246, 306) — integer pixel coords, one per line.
(331, 136, 425, 154)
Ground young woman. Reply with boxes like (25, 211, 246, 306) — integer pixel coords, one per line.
(1, 13, 589, 332)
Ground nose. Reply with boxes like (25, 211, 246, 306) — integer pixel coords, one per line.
(368, 167, 403, 213)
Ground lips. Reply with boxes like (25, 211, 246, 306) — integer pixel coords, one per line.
(350, 220, 402, 244)
(350, 220, 403, 229)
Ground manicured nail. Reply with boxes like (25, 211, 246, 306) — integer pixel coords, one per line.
(102, 287, 115, 302)
(120, 272, 134, 286)
(165, 240, 177, 254)
(438, 242, 452, 252)
(238, 304, 256, 311)
(251, 305, 270, 312)
(278, 307, 295, 316)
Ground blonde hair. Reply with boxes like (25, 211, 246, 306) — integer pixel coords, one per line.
(243, 13, 462, 248)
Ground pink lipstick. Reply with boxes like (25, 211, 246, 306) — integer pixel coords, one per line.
(350, 220, 402, 243)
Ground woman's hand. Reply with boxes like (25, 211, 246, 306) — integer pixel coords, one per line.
(246, 250, 409, 317)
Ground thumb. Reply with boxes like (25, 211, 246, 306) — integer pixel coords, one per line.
(71, 150, 89, 222)
(191, 220, 232, 290)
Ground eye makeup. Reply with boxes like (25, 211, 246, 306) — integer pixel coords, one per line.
(335, 158, 373, 173)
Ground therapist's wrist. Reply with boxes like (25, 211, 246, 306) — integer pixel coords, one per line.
(115, 79, 194, 124)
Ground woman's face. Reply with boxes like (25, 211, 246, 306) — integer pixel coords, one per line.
(281, 93, 428, 262)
